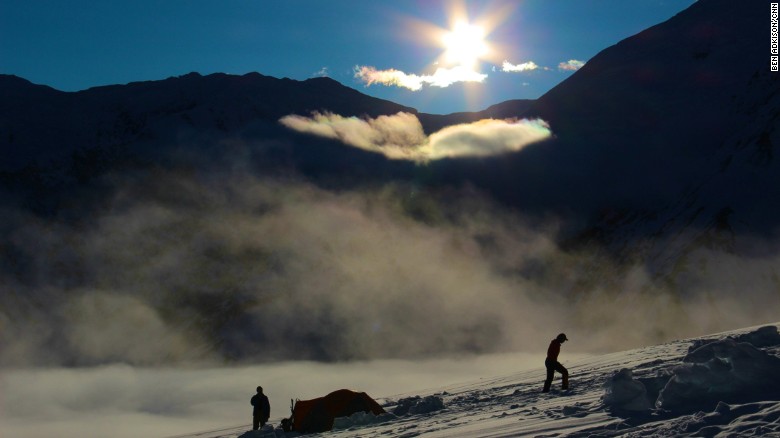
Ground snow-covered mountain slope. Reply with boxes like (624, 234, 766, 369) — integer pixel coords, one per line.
(561, 65, 780, 287)
(521, 0, 772, 213)
(510, 0, 780, 288)
(175, 323, 780, 438)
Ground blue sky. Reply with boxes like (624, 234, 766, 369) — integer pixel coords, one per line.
(1, 0, 695, 114)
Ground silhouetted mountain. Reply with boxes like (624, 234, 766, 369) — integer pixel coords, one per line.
(504, 0, 778, 277)
(417, 99, 535, 133)
(420, 0, 778, 266)
(1, 0, 775, 240)
(0, 72, 416, 172)
(1, 1, 776, 239)
(522, 0, 771, 209)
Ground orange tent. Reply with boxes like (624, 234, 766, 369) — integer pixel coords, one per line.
(284, 389, 386, 433)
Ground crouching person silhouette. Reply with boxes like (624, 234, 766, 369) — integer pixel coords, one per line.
(542, 333, 569, 392)
(250, 386, 271, 430)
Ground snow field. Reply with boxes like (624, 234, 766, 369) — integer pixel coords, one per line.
(230, 324, 780, 437)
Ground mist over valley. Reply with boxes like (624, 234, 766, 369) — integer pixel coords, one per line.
(1, 0, 777, 369)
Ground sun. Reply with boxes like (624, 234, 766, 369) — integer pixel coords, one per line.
(442, 21, 488, 68)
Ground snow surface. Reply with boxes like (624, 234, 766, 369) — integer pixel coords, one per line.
(175, 323, 780, 438)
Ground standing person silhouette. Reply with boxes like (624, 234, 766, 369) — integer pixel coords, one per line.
(543, 333, 569, 392)
(250, 386, 271, 430)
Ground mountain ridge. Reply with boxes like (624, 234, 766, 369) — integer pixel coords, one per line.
(0, 71, 419, 172)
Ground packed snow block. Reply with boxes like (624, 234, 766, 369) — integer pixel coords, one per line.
(732, 325, 780, 348)
(657, 339, 780, 413)
(285, 389, 385, 433)
(602, 368, 651, 411)
(687, 338, 717, 354)
(332, 410, 396, 430)
(237, 425, 279, 438)
(637, 369, 673, 404)
(687, 326, 780, 353)
(393, 395, 444, 416)
(392, 395, 445, 416)
(393, 396, 420, 415)
(682, 338, 779, 367)
(410, 395, 445, 414)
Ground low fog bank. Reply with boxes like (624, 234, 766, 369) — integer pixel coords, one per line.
(0, 352, 579, 438)
(1, 165, 778, 367)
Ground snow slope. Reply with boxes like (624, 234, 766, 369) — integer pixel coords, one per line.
(184, 324, 780, 438)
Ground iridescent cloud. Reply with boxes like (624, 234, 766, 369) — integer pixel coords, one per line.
(280, 111, 551, 162)
(558, 59, 586, 71)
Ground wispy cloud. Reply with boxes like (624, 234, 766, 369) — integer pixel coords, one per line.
(279, 112, 551, 161)
(354, 65, 487, 91)
(501, 60, 539, 72)
(279, 111, 427, 159)
(314, 66, 329, 77)
(558, 59, 585, 71)
(427, 118, 551, 159)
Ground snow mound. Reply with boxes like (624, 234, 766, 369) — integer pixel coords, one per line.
(237, 425, 284, 438)
(642, 401, 780, 437)
(332, 411, 396, 430)
(602, 368, 651, 411)
(687, 325, 780, 352)
(657, 338, 780, 413)
(733, 325, 780, 348)
(392, 395, 446, 416)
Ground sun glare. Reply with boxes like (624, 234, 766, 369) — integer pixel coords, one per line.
(443, 21, 488, 67)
